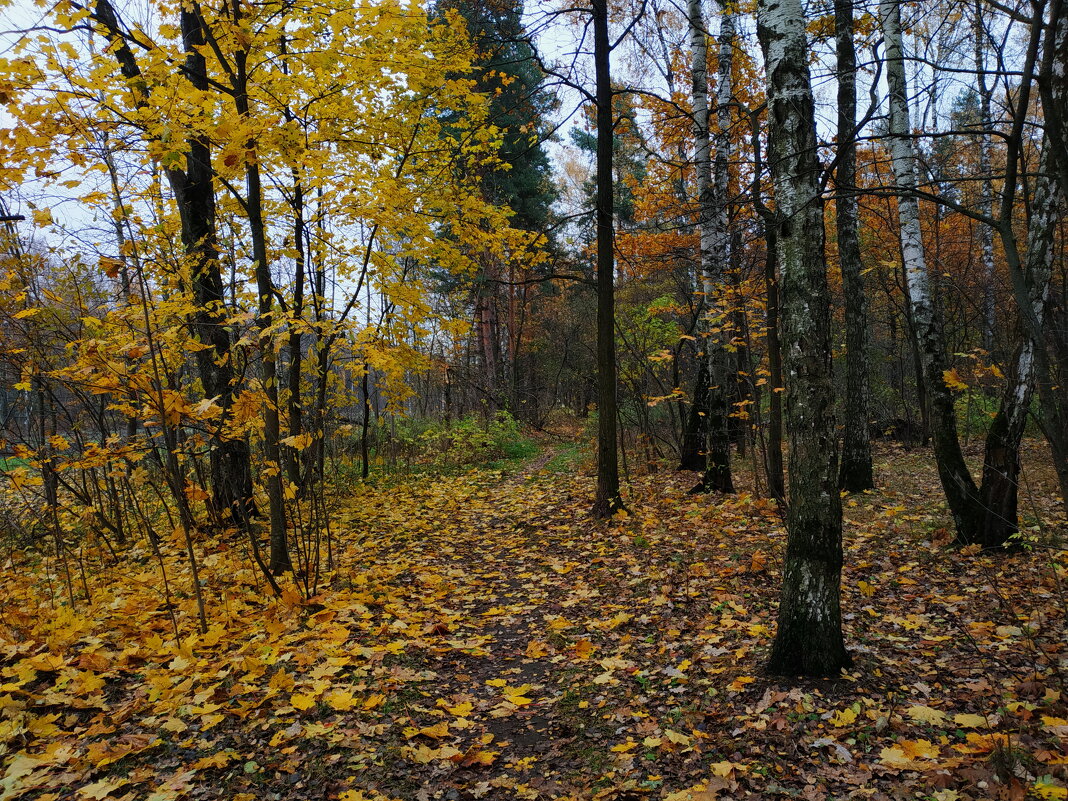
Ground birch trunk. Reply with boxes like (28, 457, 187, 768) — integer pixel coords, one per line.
(881, 0, 984, 542)
(689, 0, 733, 492)
(974, 1, 997, 355)
(1034, 0, 1068, 517)
(978, 151, 1060, 546)
(835, 0, 874, 492)
(757, 0, 849, 676)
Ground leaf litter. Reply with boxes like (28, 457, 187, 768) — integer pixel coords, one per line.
(0, 443, 1065, 800)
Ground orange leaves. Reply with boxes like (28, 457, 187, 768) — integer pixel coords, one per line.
(879, 738, 940, 769)
(573, 638, 595, 660)
(85, 734, 160, 770)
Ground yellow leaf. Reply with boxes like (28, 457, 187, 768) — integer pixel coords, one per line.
(952, 713, 987, 729)
(78, 777, 129, 799)
(1033, 779, 1068, 800)
(446, 701, 473, 717)
(413, 721, 449, 739)
(907, 705, 948, 726)
(710, 760, 742, 777)
(943, 368, 968, 391)
(727, 676, 755, 691)
(192, 752, 233, 770)
(858, 580, 876, 597)
(291, 693, 316, 711)
(524, 640, 548, 658)
(362, 693, 386, 710)
(574, 638, 594, 659)
(485, 678, 507, 687)
(325, 690, 356, 711)
(664, 730, 691, 746)
(611, 741, 638, 752)
(404, 744, 436, 764)
(901, 739, 939, 759)
(830, 707, 858, 727)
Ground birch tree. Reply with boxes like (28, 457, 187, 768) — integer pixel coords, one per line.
(757, 0, 849, 676)
(880, 0, 985, 543)
(688, 0, 733, 493)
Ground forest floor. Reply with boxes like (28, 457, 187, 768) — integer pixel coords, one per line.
(1, 439, 1067, 801)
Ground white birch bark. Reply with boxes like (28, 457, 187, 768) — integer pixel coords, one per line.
(973, 1, 997, 353)
(688, 0, 732, 491)
(881, 0, 982, 540)
(757, 0, 847, 676)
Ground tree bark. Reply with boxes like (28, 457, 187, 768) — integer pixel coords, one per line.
(835, 0, 874, 492)
(757, 0, 849, 677)
(591, 0, 623, 517)
(231, 11, 291, 573)
(977, 148, 1060, 546)
(688, 0, 734, 493)
(881, 0, 984, 542)
(678, 359, 710, 471)
(973, 1, 997, 355)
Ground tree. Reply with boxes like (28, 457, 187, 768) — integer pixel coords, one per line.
(90, 0, 257, 532)
(436, 0, 558, 416)
(688, 0, 734, 494)
(591, 0, 625, 518)
(757, 0, 850, 676)
(880, 0, 985, 543)
(835, 0, 874, 493)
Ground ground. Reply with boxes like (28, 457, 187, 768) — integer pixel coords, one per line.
(0, 440, 1066, 800)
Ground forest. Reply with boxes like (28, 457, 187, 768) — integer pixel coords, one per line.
(0, 0, 1066, 798)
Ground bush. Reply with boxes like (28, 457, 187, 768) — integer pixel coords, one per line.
(371, 411, 537, 473)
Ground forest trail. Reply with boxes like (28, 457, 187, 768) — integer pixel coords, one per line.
(1, 443, 1066, 801)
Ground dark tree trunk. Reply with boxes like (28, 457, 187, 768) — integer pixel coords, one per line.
(764, 230, 786, 504)
(758, 0, 850, 677)
(286, 176, 306, 487)
(977, 144, 1062, 545)
(835, 0, 874, 493)
(591, 0, 623, 517)
(231, 21, 290, 574)
(94, 0, 256, 528)
(678, 360, 709, 471)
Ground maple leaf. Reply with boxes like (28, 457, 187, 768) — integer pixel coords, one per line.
(445, 701, 473, 717)
(907, 705, 948, 726)
(324, 690, 356, 711)
(524, 640, 549, 658)
(573, 638, 595, 659)
(290, 693, 316, 711)
(362, 694, 386, 710)
(192, 752, 234, 770)
(78, 777, 129, 799)
(829, 707, 858, 727)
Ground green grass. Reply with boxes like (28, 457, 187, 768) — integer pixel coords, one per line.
(543, 442, 582, 473)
